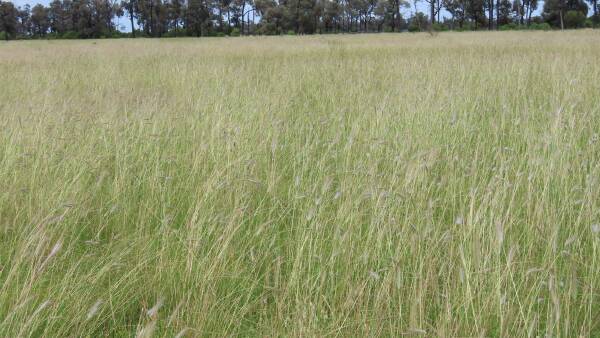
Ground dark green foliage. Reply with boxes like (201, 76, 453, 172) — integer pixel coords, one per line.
(499, 21, 551, 29)
(564, 9, 587, 27)
(30, 4, 49, 36)
(186, 0, 210, 36)
(431, 22, 448, 30)
(0, 0, 18, 39)
(542, 0, 588, 28)
(0, 0, 598, 39)
(496, 0, 512, 25)
(408, 12, 428, 31)
(499, 22, 518, 29)
(530, 21, 551, 29)
(62, 30, 80, 39)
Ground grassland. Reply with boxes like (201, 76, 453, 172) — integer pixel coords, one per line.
(1, 31, 600, 336)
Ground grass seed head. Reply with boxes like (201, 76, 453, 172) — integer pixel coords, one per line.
(86, 300, 103, 320)
(174, 328, 188, 338)
(137, 320, 157, 338)
(147, 297, 164, 318)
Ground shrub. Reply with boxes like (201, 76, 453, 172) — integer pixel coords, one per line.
(256, 23, 280, 35)
(455, 22, 477, 31)
(499, 23, 516, 31)
(286, 30, 296, 35)
(62, 31, 80, 39)
(162, 31, 178, 37)
(0, 31, 7, 40)
(230, 28, 240, 37)
(431, 23, 449, 31)
(584, 18, 594, 28)
(564, 10, 586, 28)
(529, 22, 551, 30)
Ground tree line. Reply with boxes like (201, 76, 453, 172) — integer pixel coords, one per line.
(0, 0, 597, 39)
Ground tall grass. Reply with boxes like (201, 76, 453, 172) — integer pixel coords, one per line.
(1, 31, 600, 336)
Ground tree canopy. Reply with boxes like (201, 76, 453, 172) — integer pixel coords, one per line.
(0, 0, 597, 39)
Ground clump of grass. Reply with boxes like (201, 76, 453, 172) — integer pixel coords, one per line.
(0, 31, 600, 336)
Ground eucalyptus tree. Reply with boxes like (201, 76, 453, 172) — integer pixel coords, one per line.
(0, 0, 19, 39)
(30, 3, 50, 35)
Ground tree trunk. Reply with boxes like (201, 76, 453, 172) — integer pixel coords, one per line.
(240, 3, 245, 34)
(394, 13, 397, 32)
(488, 0, 493, 30)
(218, 5, 223, 32)
(295, 0, 300, 33)
(559, 9, 564, 29)
(495, 0, 500, 28)
(130, 6, 135, 37)
(227, 8, 231, 31)
(149, 2, 154, 36)
(519, 12, 523, 25)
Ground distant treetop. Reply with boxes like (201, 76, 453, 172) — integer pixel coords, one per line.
(0, 0, 597, 40)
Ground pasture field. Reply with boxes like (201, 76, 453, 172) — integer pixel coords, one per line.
(1, 31, 600, 336)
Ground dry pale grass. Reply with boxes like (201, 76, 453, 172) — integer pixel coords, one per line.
(1, 31, 600, 336)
